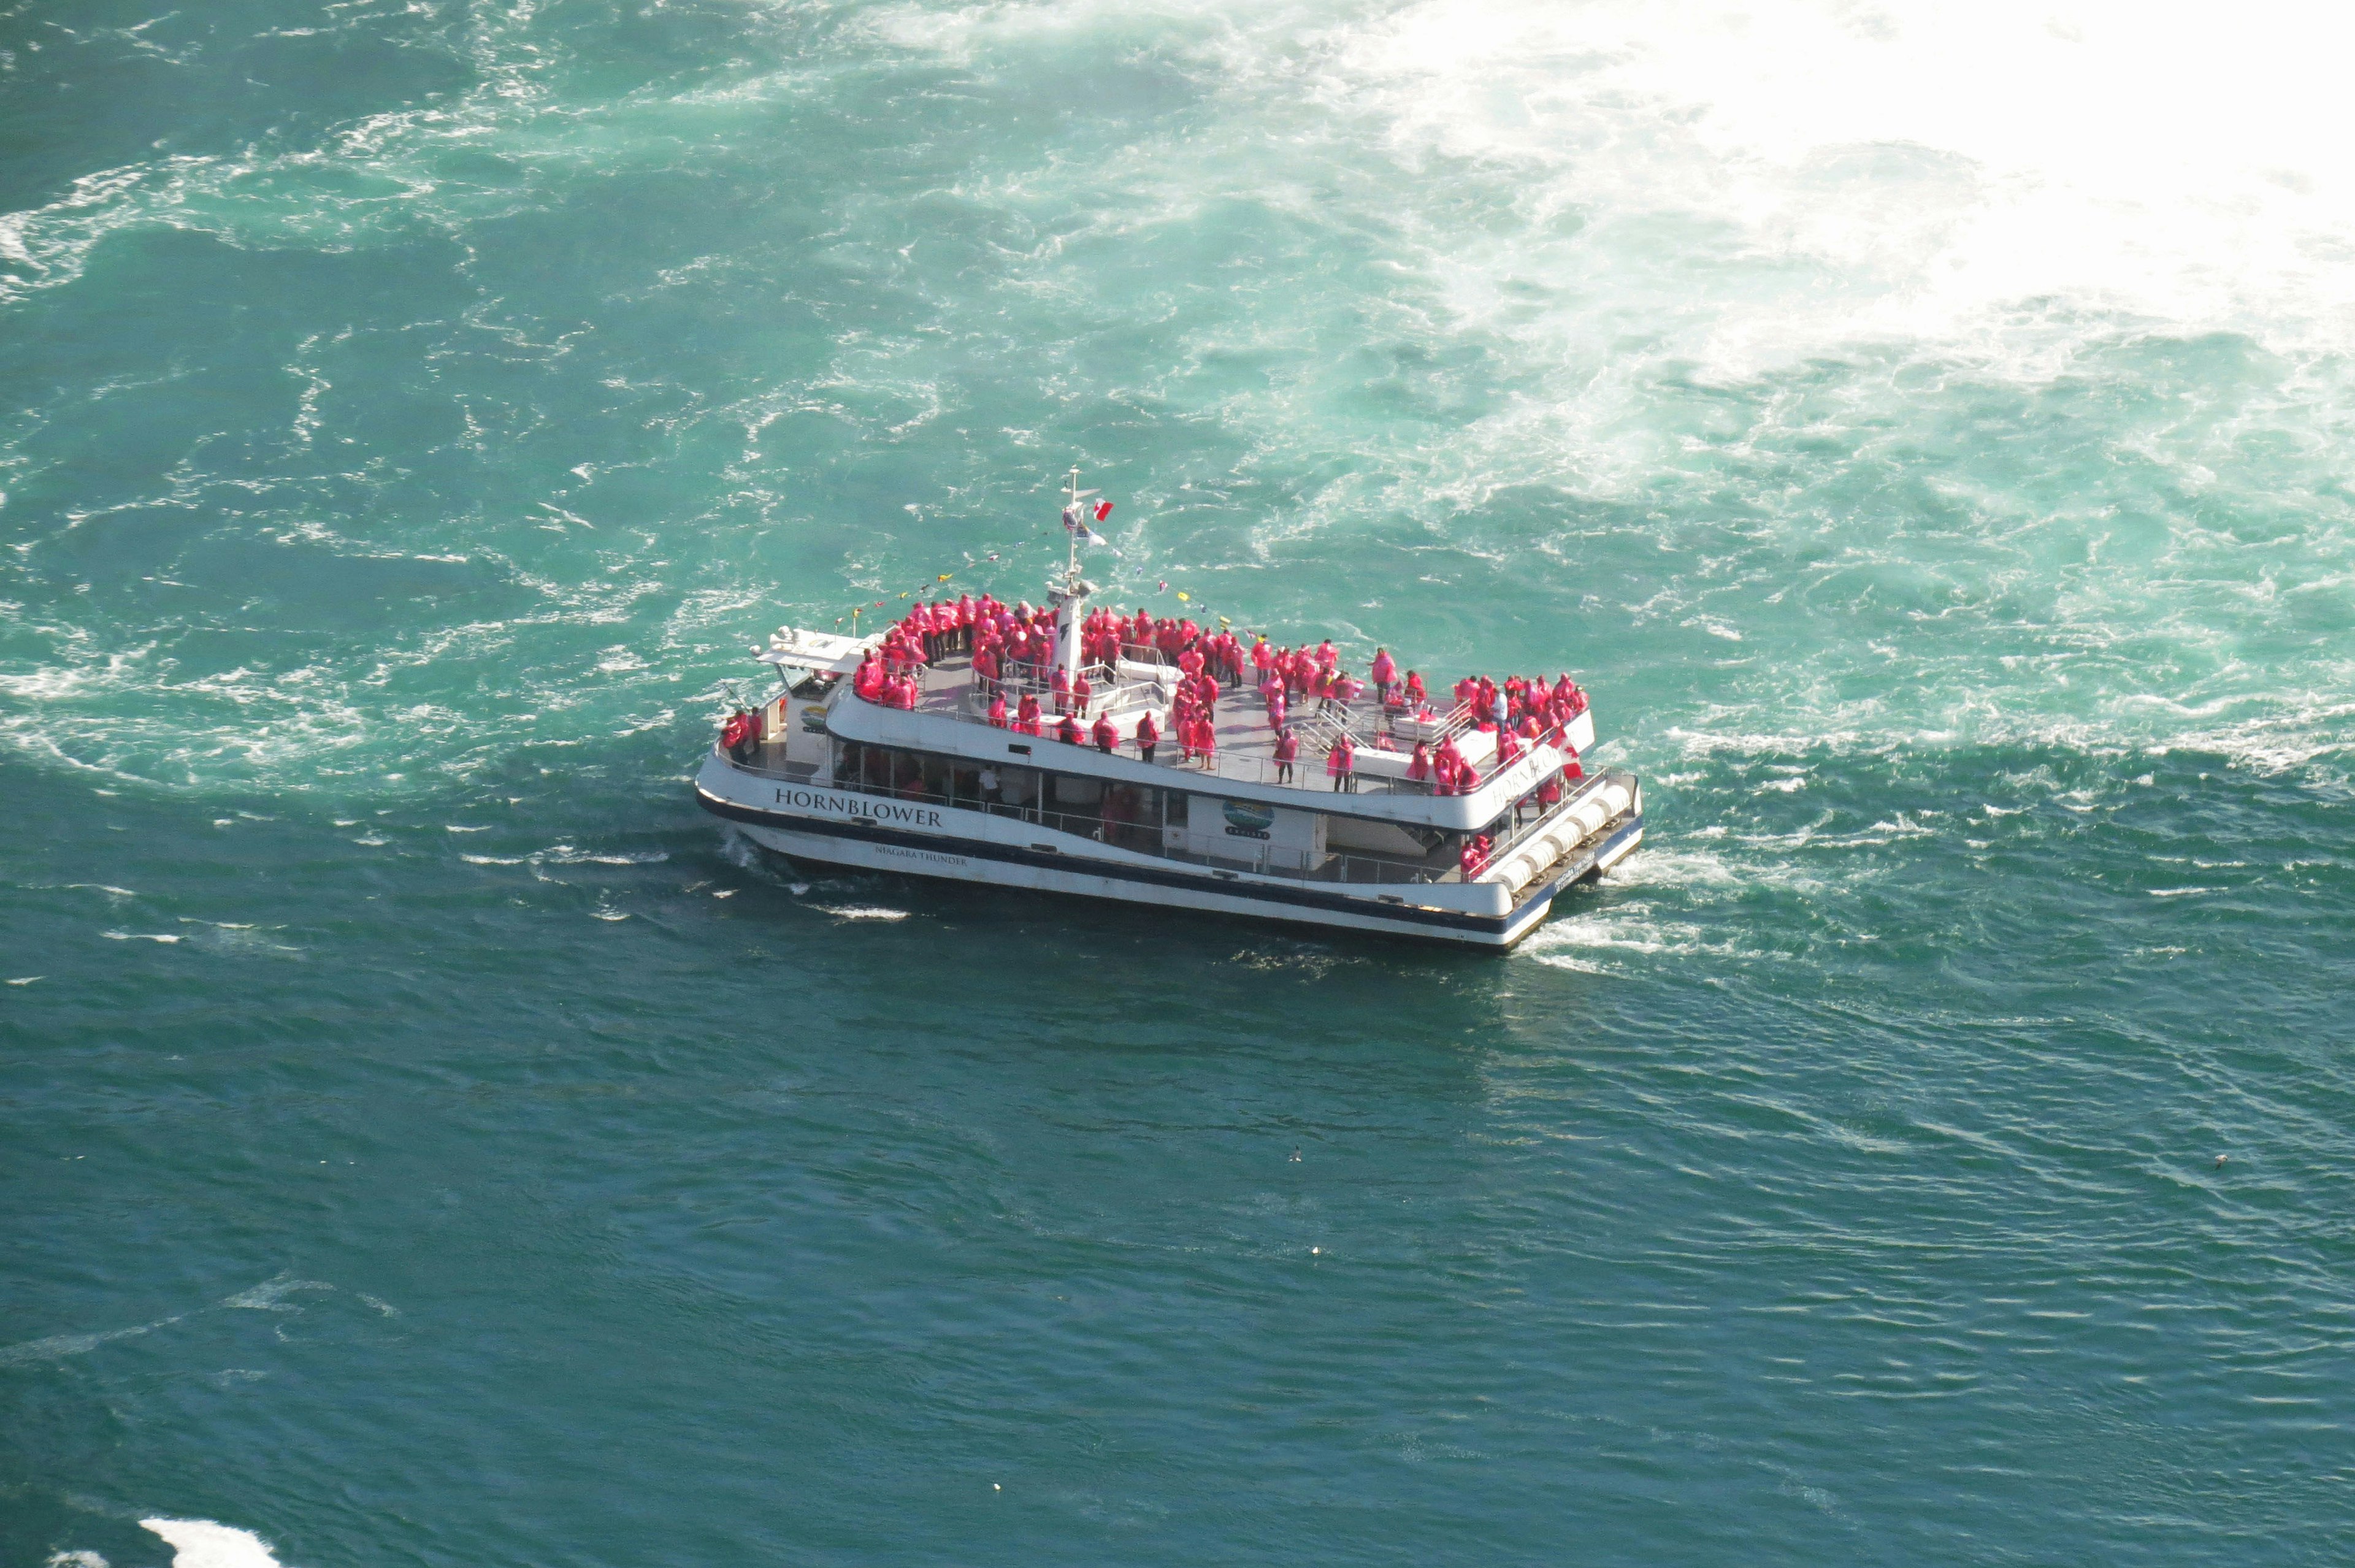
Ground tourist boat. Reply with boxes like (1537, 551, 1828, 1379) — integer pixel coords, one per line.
(693, 470, 1642, 947)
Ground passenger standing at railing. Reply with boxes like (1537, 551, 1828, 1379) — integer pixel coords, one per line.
(1274, 727, 1298, 784)
(1407, 740, 1432, 784)
(1134, 708, 1160, 763)
(1460, 835, 1492, 879)
(1091, 711, 1118, 753)
(1016, 692, 1043, 737)
(988, 692, 1009, 729)
(1405, 670, 1427, 711)
(1057, 713, 1084, 746)
(1495, 725, 1523, 771)
(1051, 665, 1072, 715)
(1435, 735, 1468, 795)
(1369, 647, 1396, 704)
(1327, 733, 1357, 792)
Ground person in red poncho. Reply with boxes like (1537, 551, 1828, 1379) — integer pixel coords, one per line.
(1134, 708, 1160, 763)
(1326, 733, 1356, 792)
(1092, 712, 1118, 754)
(1460, 835, 1492, 880)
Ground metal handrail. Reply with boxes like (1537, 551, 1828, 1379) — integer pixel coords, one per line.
(1481, 768, 1618, 866)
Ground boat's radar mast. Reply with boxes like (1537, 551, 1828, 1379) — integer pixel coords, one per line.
(1052, 464, 1100, 686)
(1059, 464, 1099, 600)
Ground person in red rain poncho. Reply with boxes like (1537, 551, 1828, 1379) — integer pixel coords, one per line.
(1459, 835, 1492, 880)
(1051, 665, 1072, 716)
(1057, 713, 1084, 746)
(1092, 712, 1119, 754)
(1273, 726, 1298, 784)
(1369, 647, 1396, 702)
(1434, 734, 1465, 792)
(1404, 670, 1426, 710)
(1326, 733, 1356, 792)
(1071, 669, 1092, 714)
(721, 709, 751, 762)
(1495, 724, 1523, 772)
(1016, 692, 1043, 736)
(1407, 740, 1432, 785)
(987, 692, 1009, 729)
(1134, 708, 1160, 763)
(1265, 687, 1287, 732)
(1535, 768, 1564, 811)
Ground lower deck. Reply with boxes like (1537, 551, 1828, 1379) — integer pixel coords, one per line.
(694, 748, 1644, 947)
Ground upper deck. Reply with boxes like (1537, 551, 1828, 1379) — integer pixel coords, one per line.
(790, 636, 1598, 836)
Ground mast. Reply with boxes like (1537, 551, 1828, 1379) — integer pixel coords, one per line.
(1053, 464, 1097, 692)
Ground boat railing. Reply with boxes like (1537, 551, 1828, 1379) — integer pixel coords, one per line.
(940, 661, 1168, 722)
(715, 748, 820, 783)
(779, 691, 1537, 801)
(1483, 768, 1620, 866)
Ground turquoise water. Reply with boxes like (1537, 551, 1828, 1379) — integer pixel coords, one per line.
(7, 2, 2354, 1562)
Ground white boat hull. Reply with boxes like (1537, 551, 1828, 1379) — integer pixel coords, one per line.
(699, 754, 1641, 950)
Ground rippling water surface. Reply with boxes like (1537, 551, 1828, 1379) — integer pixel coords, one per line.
(6, 3, 2353, 1563)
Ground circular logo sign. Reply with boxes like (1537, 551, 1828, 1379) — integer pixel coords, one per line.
(1222, 799, 1275, 833)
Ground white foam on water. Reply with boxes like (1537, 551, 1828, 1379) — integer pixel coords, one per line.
(1307, 0, 2355, 374)
(818, 905, 911, 921)
(139, 1520, 287, 1568)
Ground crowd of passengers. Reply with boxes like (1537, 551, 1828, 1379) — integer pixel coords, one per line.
(719, 594, 1590, 879)
(838, 591, 1592, 803)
